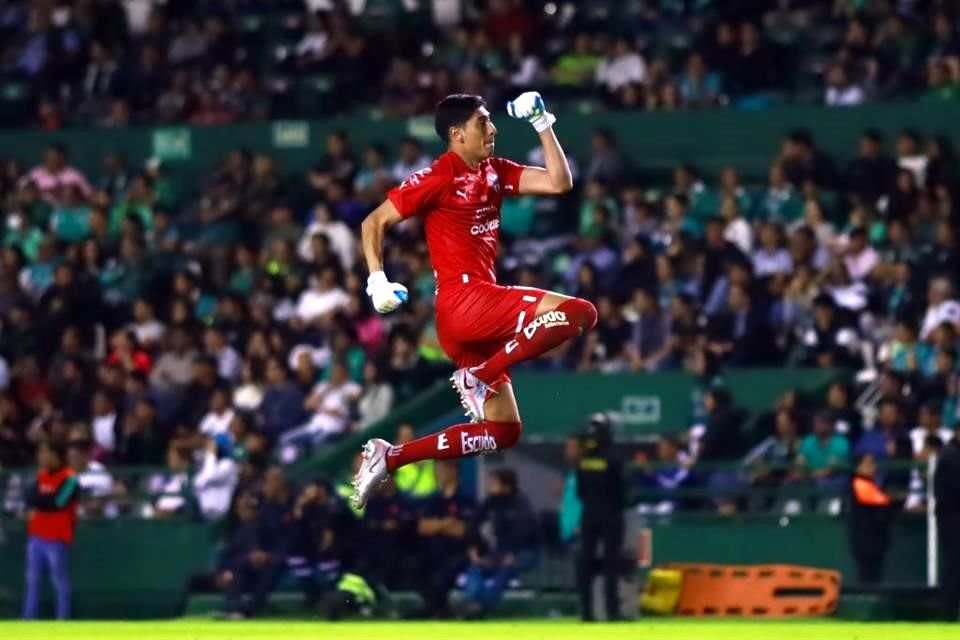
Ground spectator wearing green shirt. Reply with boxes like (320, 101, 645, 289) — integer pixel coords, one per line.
(797, 410, 850, 496)
(552, 33, 601, 87)
(51, 185, 92, 243)
(393, 424, 437, 499)
(922, 60, 960, 102)
(109, 175, 155, 237)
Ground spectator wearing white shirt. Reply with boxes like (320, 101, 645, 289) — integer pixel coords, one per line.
(203, 326, 242, 383)
(67, 436, 116, 518)
(752, 223, 793, 277)
(90, 390, 118, 460)
(720, 195, 753, 254)
(824, 63, 865, 107)
(199, 388, 236, 437)
(841, 227, 878, 282)
(296, 12, 330, 67)
(278, 360, 362, 462)
(906, 403, 952, 511)
(146, 445, 192, 518)
(298, 204, 356, 270)
(596, 36, 646, 93)
(193, 435, 239, 520)
(357, 359, 394, 430)
(910, 403, 953, 458)
(295, 266, 349, 325)
(129, 299, 165, 350)
(391, 137, 432, 184)
(506, 33, 541, 87)
(920, 278, 960, 340)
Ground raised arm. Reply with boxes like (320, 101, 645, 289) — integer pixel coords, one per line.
(518, 127, 573, 195)
(507, 91, 573, 196)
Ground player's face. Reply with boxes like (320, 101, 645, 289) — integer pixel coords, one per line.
(463, 107, 497, 160)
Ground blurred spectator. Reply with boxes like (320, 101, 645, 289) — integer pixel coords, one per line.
(358, 477, 416, 592)
(194, 435, 239, 520)
(24, 144, 92, 205)
(217, 487, 285, 620)
(391, 138, 432, 184)
(22, 441, 77, 620)
(356, 360, 394, 430)
(415, 459, 475, 619)
(693, 388, 746, 514)
(146, 445, 192, 518)
(848, 452, 894, 584)
(461, 469, 538, 617)
(552, 33, 601, 87)
(797, 410, 850, 505)
(677, 51, 723, 108)
(596, 36, 646, 95)
(636, 435, 692, 516)
(278, 359, 361, 462)
(393, 423, 436, 498)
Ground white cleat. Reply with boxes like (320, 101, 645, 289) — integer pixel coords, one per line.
(351, 438, 391, 509)
(450, 367, 493, 423)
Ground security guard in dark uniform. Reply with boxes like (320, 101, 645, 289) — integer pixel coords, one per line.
(934, 430, 960, 620)
(575, 413, 625, 621)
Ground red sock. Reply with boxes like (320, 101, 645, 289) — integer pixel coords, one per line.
(472, 298, 597, 386)
(386, 421, 522, 471)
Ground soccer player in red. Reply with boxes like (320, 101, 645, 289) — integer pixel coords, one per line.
(352, 92, 597, 507)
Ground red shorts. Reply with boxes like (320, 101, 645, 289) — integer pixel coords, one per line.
(435, 280, 547, 385)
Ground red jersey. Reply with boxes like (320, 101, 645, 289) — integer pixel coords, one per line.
(387, 151, 524, 286)
(28, 467, 78, 544)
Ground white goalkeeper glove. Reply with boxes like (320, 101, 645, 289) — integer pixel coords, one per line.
(365, 271, 408, 314)
(506, 91, 556, 133)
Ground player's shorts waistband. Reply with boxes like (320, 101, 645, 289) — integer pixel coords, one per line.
(435, 273, 496, 287)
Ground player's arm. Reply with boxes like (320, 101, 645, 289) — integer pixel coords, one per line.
(360, 199, 408, 314)
(361, 199, 403, 275)
(506, 92, 573, 196)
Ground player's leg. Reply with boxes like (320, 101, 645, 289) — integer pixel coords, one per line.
(450, 288, 596, 422)
(469, 290, 597, 389)
(352, 385, 522, 508)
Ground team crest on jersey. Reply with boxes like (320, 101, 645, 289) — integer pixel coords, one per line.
(485, 169, 499, 191)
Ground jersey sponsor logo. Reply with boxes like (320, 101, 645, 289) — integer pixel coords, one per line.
(505, 339, 519, 354)
(437, 433, 450, 450)
(461, 430, 498, 455)
(470, 219, 500, 235)
(400, 167, 432, 189)
(521, 310, 569, 339)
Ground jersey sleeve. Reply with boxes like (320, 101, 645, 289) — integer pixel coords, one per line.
(387, 166, 446, 218)
(491, 157, 525, 197)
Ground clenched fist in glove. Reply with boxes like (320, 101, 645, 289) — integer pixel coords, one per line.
(506, 91, 556, 133)
(366, 271, 408, 314)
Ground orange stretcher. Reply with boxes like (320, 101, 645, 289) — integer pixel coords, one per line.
(642, 563, 841, 617)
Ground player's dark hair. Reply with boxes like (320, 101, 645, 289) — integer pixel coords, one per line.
(435, 94, 487, 142)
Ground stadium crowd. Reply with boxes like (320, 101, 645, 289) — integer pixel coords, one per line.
(2, 1, 960, 128)
(1, 0, 960, 623)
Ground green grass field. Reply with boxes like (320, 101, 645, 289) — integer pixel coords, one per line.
(0, 620, 956, 640)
